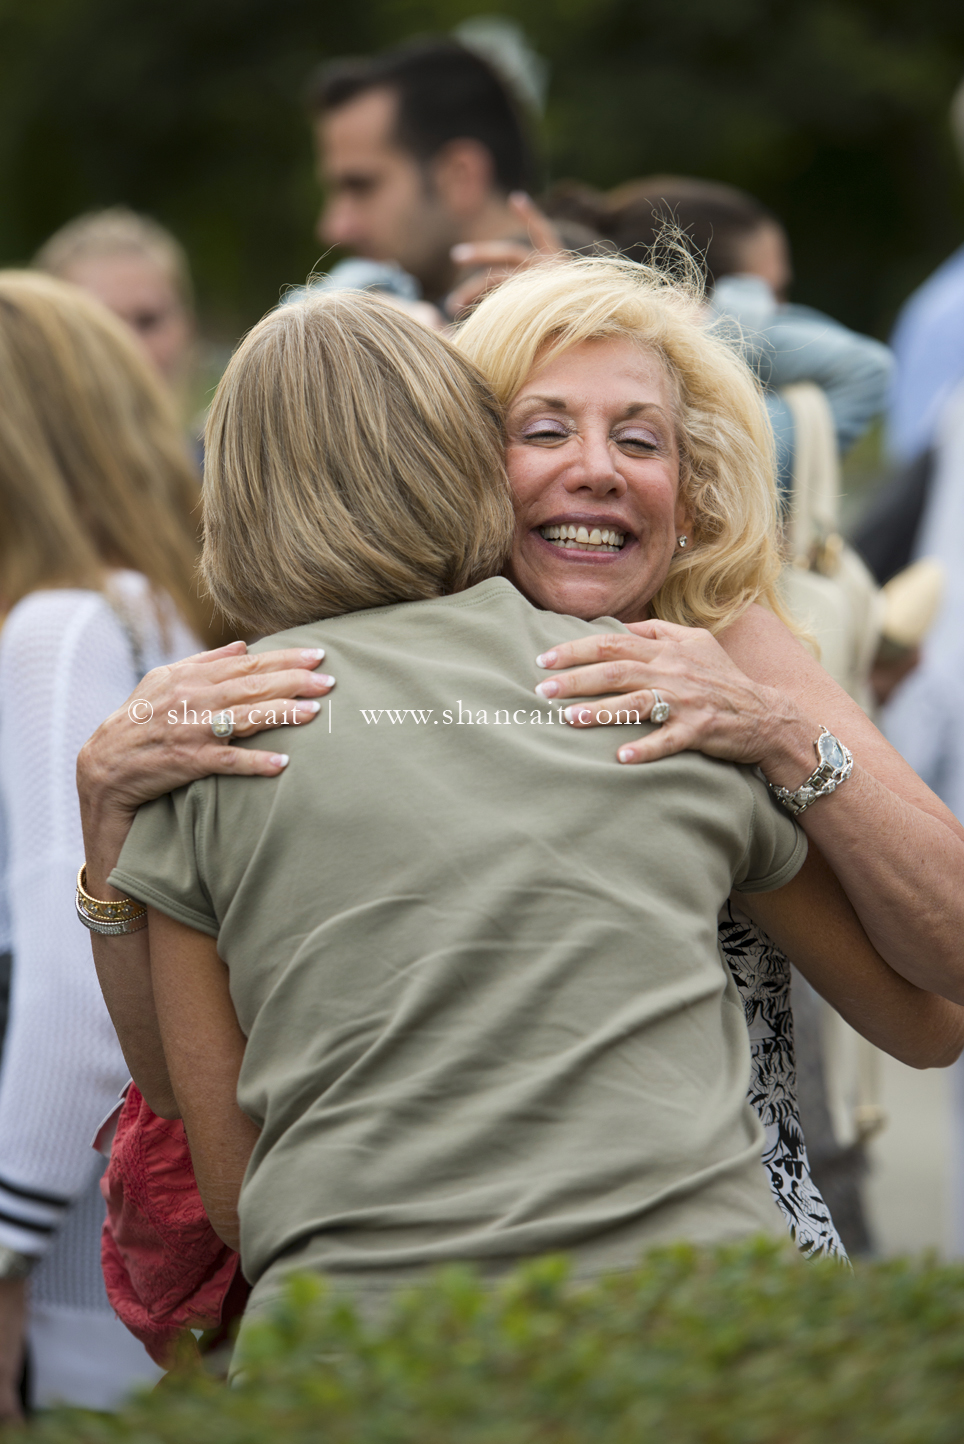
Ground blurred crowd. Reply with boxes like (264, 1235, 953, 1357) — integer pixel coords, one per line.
(2, 20, 964, 1417)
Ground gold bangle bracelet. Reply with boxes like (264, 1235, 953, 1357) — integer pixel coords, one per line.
(76, 865, 147, 935)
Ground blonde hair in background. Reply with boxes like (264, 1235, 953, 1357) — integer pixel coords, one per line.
(455, 252, 790, 636)
(202, 290, 514, 635)
(0, 271, 211, 639)
(33, 206, 194, 308)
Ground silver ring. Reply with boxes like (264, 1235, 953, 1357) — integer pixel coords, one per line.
(649, 691, 670, 725)
(211, 710, 235, 740)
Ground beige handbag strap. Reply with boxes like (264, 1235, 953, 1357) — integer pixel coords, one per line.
(782, 382, 840, 566)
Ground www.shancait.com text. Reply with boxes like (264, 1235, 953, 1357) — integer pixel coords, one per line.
(359, 704, 643, 726)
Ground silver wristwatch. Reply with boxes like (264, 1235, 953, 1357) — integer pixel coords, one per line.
(0, 1244, 37, 1281)
(765, 727, 854, 816)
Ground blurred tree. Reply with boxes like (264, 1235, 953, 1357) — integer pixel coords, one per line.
(1, 0, 962, 340)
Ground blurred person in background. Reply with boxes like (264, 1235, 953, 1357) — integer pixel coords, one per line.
(884, 381, 964, 829)
(0, 273, 215, 1420)
(592, 177, 891, 498)
(33, 208, 196, 411)
(887, 78, 964, 468)
(309, 38, 545, 309)
(851, 79, 964, 589)
(881, 372, 964, 1261)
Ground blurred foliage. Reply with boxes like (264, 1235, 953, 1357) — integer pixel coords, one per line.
(14, 1240, 964, 1442)
(1, 0, 964, 340)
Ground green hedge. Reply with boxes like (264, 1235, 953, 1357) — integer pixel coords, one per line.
(16, 1239, 964, 1443)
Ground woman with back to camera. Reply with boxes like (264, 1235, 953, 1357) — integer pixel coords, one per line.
(76, 283, 964, 1350)
(0, 272, 235, 1419)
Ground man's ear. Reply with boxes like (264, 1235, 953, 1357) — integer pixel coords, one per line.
(430, 139, 496, 220)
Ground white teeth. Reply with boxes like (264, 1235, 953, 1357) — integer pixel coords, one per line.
(538, 524, 627, 551)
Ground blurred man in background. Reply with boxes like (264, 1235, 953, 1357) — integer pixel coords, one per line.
(308, 40, 538, 305)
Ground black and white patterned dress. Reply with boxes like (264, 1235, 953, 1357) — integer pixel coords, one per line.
(718, 902, 847, 1260)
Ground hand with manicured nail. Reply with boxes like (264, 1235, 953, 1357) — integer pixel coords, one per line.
(535, 617, 815, 779)
(77, 639, 336, 896)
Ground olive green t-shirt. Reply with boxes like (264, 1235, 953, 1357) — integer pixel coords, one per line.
(113, 578, 805, 1292)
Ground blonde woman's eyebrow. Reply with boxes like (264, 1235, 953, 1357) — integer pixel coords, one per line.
(512, 395, 670, 422)
(510, 394, 568, 413)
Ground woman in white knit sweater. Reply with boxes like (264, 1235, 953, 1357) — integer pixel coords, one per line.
(0, 273, 215, 1417)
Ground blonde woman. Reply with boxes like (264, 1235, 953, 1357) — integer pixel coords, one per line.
(34, 207, 195, 397)
(448, 259, 964, 1020)
(0, 272, 223, 1418)
(79, 289, 962, 1351)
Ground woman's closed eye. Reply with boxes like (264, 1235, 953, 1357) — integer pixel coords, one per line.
(614, 424, 662, 452)
(519, 418, 571, 442)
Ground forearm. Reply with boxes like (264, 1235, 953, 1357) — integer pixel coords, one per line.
(88, 931, 177, 1118)
(725, 614, 964, 1001)
(80, 790, 178, 1115)
(735, 849, 964, 1069)
(181, 1105, 260, 1252)
(149, 912, 258, 1251)
(795, 769, 964, 1003)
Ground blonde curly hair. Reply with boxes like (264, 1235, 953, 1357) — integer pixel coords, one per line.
(455, 253, 790, 636)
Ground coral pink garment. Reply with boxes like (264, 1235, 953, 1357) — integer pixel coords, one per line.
(101, 1083, 249, 1366)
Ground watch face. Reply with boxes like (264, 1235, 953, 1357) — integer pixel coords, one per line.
(817, 732, 846, 770)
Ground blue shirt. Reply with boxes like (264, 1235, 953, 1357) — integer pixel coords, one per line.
(711, 276, 893, 498)
(888, 243, 964, 463)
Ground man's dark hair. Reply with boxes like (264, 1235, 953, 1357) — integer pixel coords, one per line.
(604, 177, 777, 287)
(309, 40, 536, 195)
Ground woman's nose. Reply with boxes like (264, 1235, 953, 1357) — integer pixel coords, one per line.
(563, 434, 627, 496)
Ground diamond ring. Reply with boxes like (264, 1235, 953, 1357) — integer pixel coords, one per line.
(649, 691, 671, 725)
(211, 710, 235, 740)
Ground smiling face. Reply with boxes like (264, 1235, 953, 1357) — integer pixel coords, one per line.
(504, 337, 691, 624)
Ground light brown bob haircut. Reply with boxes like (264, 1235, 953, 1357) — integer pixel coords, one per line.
(456, 253, 788, 636)
(202, 290, 514, 635)
(0, 271, 211, 639)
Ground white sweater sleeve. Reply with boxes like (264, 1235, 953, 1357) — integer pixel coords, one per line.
(0, 591, 138, 1255)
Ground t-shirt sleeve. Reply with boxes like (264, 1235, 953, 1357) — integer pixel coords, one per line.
(733, 771, 808, 893)
(110, 782, 219, 937)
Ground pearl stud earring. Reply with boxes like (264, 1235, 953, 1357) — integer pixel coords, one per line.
(677, 535, 688, 549)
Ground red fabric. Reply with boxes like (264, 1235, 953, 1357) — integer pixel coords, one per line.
(101, 1083, 249, 1366)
